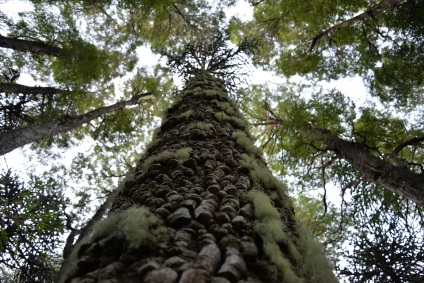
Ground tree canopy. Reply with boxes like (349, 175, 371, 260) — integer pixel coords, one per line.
(0, 0, 423, 282)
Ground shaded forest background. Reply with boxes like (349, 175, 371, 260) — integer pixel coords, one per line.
(0, 0, 423, 282)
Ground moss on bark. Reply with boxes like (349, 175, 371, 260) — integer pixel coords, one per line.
(62, 72, 337, 283)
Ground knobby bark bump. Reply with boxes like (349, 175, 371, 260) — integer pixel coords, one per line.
(62, 72, 337, 283)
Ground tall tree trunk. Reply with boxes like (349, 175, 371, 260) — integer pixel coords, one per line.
(0, 93, 151, 155)
(0, 34, 63, 56)
(61, 72, 336, 283)
(310, 0, 409, 51)
(0, 82, 70, 95)
(313, 128, 424, 206)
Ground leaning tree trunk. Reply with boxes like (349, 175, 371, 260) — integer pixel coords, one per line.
(0, 83, 70, 95)
(319, 128, 424, 206)
(61, 72, 337, 283)
(0, 34, 63, 56)
(0, 92, 151, 155)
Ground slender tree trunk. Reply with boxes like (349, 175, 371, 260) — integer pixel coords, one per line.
(310, 0, 409, 50)
(61, 72, 336, 283)
(0, 93, 151, 155)
(0, 34, 63, 56)
(314, 128, 424, 206)
(0, 82, 70, 95)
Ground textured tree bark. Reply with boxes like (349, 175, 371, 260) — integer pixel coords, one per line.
(316, 128, 424, 206)
(61, 72, 336, 283)
(0, 83, 70, 95)
(0, 34, 63, 56)
(0, 93, 151, 155)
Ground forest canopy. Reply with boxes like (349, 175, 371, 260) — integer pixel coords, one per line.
(0, 0, 423, 282)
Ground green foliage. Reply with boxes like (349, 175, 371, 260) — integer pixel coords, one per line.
(248, 0, 424, 107)
(245, 79, 424, 281)
(3, 0, 423, 282)
(353, 108, 424, 172)
(354, 108, 405, 151)
(51, 40, 119, 87)
(246, 83, 355, 173)
(0, 170, 68, 283)
(340, 183, 424, 282)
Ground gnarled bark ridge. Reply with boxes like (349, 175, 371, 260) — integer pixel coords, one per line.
(61, 72, 336, 283)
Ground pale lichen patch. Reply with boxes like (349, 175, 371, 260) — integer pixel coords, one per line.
(186, 122, 214, 131)
(298, 225, 338, 282)
(177, 109, 193, 120)
(246, 191, 303, 283)
(214, 111, 248, 128)
(93, 205, 166, 249)
(142, 147, 193, 171)
(232, 130, 262, 157)
(239, 154, 289, 198)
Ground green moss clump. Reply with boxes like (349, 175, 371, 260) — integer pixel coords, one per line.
(232, 130, 262, 157)
(246, 189, 337, 283)
(186, 122, 213, 131)
(239, 154, 289, 199)
(247, 191, 303, 283)
(175, 147, 192, 161)
(219, 101, 236, 115)
(144, 137, 162, 152)
(170, 93, 185, 107)
(94, 206, 166, 249)
(143, 150, 174, 170)
(211, 100, 239, 116)
(204, 89, 220, 96)
(177, 109, 193, 120)
(214, 111, 248, 128)
(193, 87, 203, 95)
(214, 111, 227, 122)
(142, 147, 193, 170)
(230, 115, 248, 128)
(298, 225, 338, 282)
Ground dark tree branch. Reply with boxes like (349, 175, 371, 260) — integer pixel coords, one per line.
(0, 83, 70, 95)
(392, 136, 424, 156)
(310, 0, 409, 51)
(265, 109, 424, 205)
(162, 31, 258, 93)
(0, 92, 152, 155)
(0, 34, 63, 56)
